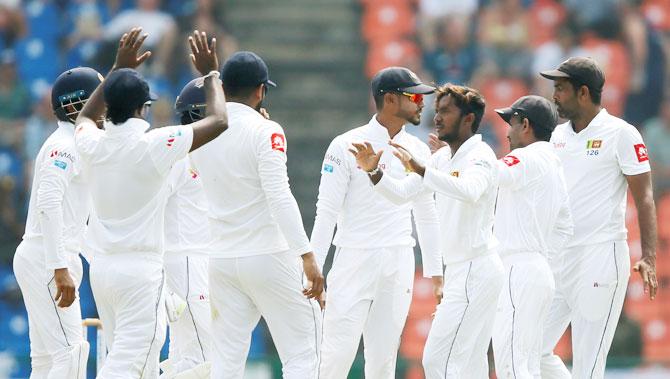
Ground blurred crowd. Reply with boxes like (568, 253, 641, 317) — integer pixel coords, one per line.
(363, 0, 670, 201)
(0, 0, 239, 252)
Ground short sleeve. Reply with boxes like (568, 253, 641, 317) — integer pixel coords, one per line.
(147, 125, 194, 176)
(41, 144, 79, 181)
(497, 149, 537, 190)
(616, 124, 651, 176)
(74, 120, 102, 159)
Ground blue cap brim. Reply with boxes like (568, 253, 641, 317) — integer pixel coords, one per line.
(266, 79, 277, 88)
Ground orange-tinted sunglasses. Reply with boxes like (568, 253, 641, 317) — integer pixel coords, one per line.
(400, 92, 424, 104)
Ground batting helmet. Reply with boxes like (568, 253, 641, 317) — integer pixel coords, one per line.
(51, 67, 103, 123)
(175, 77, 207, 125)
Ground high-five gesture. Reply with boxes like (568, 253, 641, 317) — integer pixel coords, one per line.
(189, 30, 219, 76)
(349, 142, 383, 172)
(114, 27, 152, 70)
(389, 141, 426, 176)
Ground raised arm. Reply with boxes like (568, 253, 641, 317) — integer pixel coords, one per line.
(76, 27, 152, 128)
(186, 30, 228, 152)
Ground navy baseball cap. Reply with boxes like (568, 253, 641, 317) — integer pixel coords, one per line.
(540, 57, 605, 91)
(371, 67, 435, 95)
(221, 51, 276, 88)
(103, 68, 157, 110)
(495, 95, 558, 133)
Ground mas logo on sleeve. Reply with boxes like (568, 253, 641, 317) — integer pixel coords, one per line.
(167, 129, 184, 148)
(271, 133, 286, 152)
(501, 155, 520, 167)
(634, 144, 649, 162)
(54, 160, 67, 170)
(323, 164, 334, 173)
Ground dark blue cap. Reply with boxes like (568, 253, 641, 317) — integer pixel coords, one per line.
(103, 68, 157, 110)
(371, 67, 435, 95)
(221, 51, 276, 88)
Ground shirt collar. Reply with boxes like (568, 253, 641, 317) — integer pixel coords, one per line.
(104, 118, 150, 134)
(227, 101, 261, 116)
(569, 108, 609, 135)
(452, 134, 481, 160)
(365, 114, 406, 141)
(57, 121, 75, 135)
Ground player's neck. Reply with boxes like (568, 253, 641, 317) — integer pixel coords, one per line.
(571, 106, 601, 133)
(375, 113, 404, 139)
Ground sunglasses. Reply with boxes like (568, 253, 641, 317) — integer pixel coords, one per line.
(399, 92, 424, 104)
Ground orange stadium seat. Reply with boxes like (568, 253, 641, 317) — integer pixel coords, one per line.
(365, 38, 420, 78)
(656, 194, 670, 239)
(626, 276, 662, 322)
(643, 0, 670, 31)
(361, 0, 416, 43)
(642, 318, 670, 361)
(580, 35, 631, 117)
(528, 0, 567, 47)
(400, 315, 432, 360)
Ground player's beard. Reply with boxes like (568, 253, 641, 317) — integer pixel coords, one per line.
(438, 115, 463, 143)
(397, 107, 421, 126)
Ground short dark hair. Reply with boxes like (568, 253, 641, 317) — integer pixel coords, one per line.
(373, 92, 385, 110)
(436, 84, 486, 133)
(223, 83, 261, 99)
(106, 105, 141, 124)
(512, 113, 552, 142)
(566, 77, 602, 105)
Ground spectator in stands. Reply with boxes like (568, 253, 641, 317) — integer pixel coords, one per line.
(478, 0, 532, 79)
(422, 16, 477, 86)
(103, 0, 177, 76)
(23, 90, 56, 176)
(64, 0, 108, 70)
(0, 145, 23, 244)
(643, 98, 670, 200)
(417, 0, 478, 53)
(531, 21, 587, 98)
(0, 0, 25, 50)
(0, 50, 30, 148)
(622, 0, 666, 127)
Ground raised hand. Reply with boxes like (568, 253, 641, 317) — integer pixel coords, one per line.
(349, 142, 383, 172)
(428, 133, 448, 154)
(633, 256, 658, 300)
(189, 30, 219, 76)
(114, 27, 152, 69)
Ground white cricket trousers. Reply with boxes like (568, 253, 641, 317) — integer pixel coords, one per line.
(492, 252, 555, 379)
(209, 251, 322, 379)
(541, 240, 630, 379)
(90, 253, 167, 379)
(164, 254, 211, 373)
(319, 246, 415, 379)
(13, 240, 88, 379)
(423, 253, 505, 379)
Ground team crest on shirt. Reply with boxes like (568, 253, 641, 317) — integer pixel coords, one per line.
(450, 171, 459, 177)
(271, 133, 286, 152)
(167, 129, 183, 148)
(501, 155, 520, 167)
(586, 139, 602, 149)
(634, 144, 649, 162)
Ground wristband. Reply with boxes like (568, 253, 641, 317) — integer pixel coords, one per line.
(204, 70, 220, 79)
(368, 166, 380, 176)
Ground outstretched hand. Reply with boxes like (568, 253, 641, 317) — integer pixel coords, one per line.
(428, 133, 448, 154)
(349, 142, 383, 172)
(114, 27, 152, 69)
(189, 30, 219, 76)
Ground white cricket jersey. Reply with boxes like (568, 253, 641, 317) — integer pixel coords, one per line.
(310, 115, 442, 277)
(374, 134, 499, 266)
(550, 109, 651, 248)
(22, 121, 90, 269)
(189, 102, 311, 258)
(494, 141, 574, 257)
(164, 156, 211, 256)
(75, 118, 193, 256)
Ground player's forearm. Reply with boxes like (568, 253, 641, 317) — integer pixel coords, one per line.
(204, 74, 227, 123)
(76, 75, 106, 126)
(310, 207, 338, 270)
(374, 173, 424, 205)
(423, 166, 491, 203)
(637, 196, 657, 261)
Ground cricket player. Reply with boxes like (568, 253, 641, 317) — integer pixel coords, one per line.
(312, 66, 441, 379)
(350, 84, 504, 378)
(188, 51, 323, 379)
(491, 95, 574, 379)
(539, 57, 658, 378)
(74, 29, 227, 378)
(13, 66, 102, 378)
(158, 78, 215, 378)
